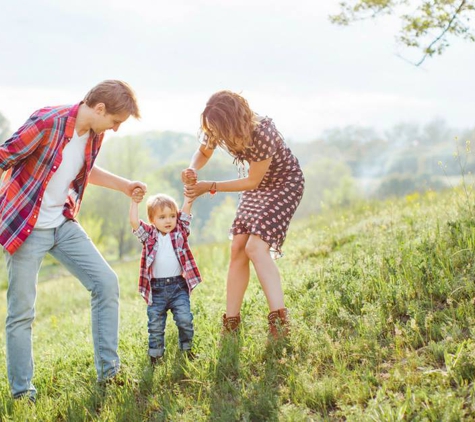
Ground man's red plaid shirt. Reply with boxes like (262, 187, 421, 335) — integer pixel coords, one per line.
(0, 103, 104, 254)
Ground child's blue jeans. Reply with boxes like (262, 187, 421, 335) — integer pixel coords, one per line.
(147, 275, 194, 357)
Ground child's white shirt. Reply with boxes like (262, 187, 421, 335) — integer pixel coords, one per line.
(151, 232, 182, 278)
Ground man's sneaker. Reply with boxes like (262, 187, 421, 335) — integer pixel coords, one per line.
(13, 392, 36, 404)
(98, 372, 138, 388)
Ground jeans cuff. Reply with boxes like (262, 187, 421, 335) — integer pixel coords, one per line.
(149, 348, 164, 358)
(97, 365, 120, 382)
(179, 342, 192, 351)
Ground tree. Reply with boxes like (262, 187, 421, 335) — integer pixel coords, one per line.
(330, 0, 475, 65)
(296, 158, 360, 217)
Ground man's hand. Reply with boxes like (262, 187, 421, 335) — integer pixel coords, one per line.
(126, 181, 147, 199)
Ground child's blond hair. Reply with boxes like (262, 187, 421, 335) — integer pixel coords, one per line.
(146, 193, 178, 223)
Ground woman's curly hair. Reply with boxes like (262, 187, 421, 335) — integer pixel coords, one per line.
(201, 91, 259, 155)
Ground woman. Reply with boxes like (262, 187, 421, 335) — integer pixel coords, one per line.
(182, 90, 305, 340)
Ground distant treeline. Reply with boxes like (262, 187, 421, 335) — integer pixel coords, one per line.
(1, 110, 474, 260)
(292, 119, 475, 200)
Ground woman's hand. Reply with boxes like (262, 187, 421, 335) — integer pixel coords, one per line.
(181, 168, 197, 185)
(184, 181, 211, 199)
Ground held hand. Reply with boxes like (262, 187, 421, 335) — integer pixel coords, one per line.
(131, 187, 146, 203)
(184, 181, 209, 199)
(126, 181, 147, 199)
(181, 168, 198, 185)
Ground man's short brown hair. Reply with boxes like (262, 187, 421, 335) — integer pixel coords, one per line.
(84, 80, 140, 118)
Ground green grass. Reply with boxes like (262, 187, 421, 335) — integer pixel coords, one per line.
(2, 188, 475, 420)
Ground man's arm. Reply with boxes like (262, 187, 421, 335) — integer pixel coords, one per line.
(89, 165, 147, 198)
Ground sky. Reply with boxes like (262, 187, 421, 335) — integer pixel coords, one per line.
(0, 0, 473, 143)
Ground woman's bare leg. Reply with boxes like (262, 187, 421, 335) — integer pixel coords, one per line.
(245, 235, 285, 311)
(226, 234, 251, 317)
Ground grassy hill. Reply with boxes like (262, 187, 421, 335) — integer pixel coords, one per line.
(1, 186, 475, 421)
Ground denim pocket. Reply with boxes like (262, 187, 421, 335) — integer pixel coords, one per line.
(179, 280, 189, 293)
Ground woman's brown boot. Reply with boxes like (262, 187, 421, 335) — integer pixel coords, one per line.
(268, 308, 289, 339)
(222, 313, 241, 333)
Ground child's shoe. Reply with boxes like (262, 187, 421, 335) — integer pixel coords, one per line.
(150, 355, 163, 366)
(182, 350, 198, 360)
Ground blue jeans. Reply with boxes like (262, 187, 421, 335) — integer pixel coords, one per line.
(147, 275, 194, 357)
(4, 220, 120, 398)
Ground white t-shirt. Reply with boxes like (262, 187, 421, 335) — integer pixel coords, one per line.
(151, 232, 183, 278)
(36, 130, 88, 229)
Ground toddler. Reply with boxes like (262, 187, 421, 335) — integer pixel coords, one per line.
(130, 190, 202, 364)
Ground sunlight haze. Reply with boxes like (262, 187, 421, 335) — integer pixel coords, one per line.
(1, 0, 473, 142)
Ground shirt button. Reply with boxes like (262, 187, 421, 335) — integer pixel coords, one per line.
(34, 215, 37, 218)
(27, 229, 31, 233)
(53, 166, 57, 169)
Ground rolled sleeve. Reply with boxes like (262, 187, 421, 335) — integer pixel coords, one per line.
(179, 211, 192, 224)
(133, 221, 151, 243)
(179, 211, 193, 236)
(0, 115, 45, 170)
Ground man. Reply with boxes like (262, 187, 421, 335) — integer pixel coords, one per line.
(0, 80, 147, 402)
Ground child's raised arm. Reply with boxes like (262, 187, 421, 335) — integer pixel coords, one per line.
(181, 195, 193, 215)
(129, 188, 143, 231)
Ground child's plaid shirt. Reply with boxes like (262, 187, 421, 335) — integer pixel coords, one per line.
(133, 211, 202, 305)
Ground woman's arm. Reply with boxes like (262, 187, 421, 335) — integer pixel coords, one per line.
(89, 165, 147, 198)
(184, 156, 272, 199)
(190, 144, 213, 170)
(182, 145, 214, 184)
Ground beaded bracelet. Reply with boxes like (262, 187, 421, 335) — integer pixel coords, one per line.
(209, 181, 217, 196)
